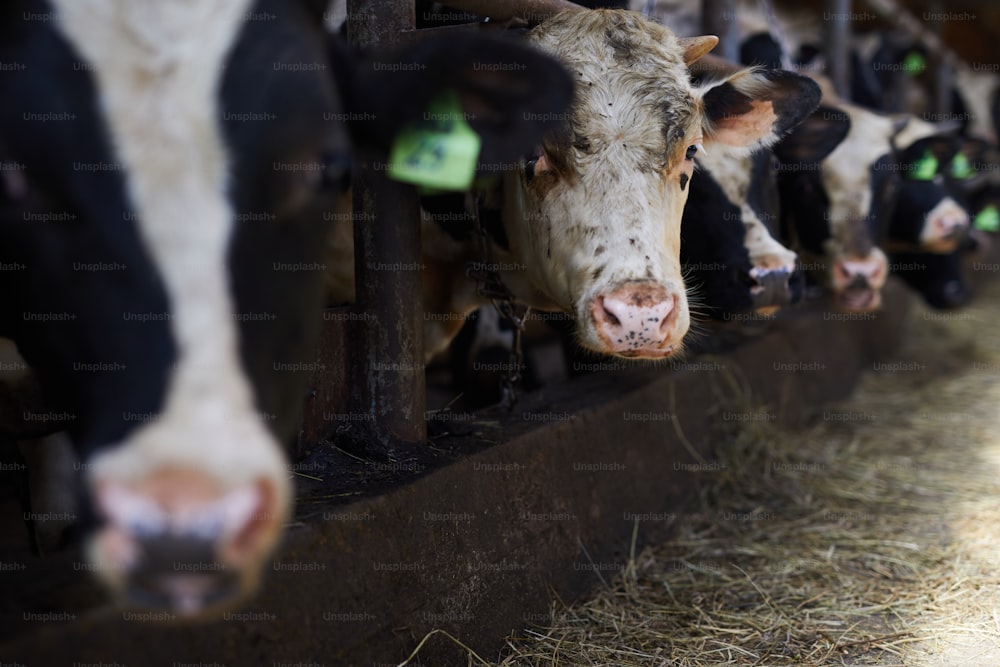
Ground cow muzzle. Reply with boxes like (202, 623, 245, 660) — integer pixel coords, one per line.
(920, 199, 970, 253)
(749, 266, 804, 313)
(832, 256, 886, 312)
(90, 468, 282, 616)
(589, 282, 682, 358)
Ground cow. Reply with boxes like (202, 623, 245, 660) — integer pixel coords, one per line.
(887, 137, 999, 310)
(679, 160, 760, 318)
(679, 148, 804, 319)
(677, 51, 851, 319)
(882, 132, 973, 254)
(325, 9, 823, 361)
(471, 9, 821, 358)
(773, 101, 972, 311)
(0, 0, 573, 615)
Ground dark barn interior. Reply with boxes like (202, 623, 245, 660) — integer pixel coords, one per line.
(2, 0, 999, 665)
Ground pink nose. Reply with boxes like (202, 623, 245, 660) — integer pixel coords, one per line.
(590, 282, 677, 355)
(832, 258, 886, 311)
(930, 211, 969, 239)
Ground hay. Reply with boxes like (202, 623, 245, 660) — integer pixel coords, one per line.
(474, 278, 1000, 667)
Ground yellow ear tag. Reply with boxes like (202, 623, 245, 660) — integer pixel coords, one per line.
(388, 91, 481, 191)
(911, 150, 938, 181)
(974, 204, 1000, 232)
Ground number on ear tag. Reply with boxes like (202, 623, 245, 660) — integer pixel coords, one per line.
(974, 204, 1000, 232)
(388, 91, 481, 191)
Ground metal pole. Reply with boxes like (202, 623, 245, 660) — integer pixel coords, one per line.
(928, 0, 953, 120)
(347, 0, 426, 452)
(824, 0, 852, 99)
(702, 0, 739, 63)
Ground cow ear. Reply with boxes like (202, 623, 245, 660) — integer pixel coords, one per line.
(772, 105, 851, 165)
(347, 32, 574, 169)
(891, 113, 961, 151)
(701, 69, 821, 151)
(896, 134, 957, 164)
(679, 36, 719, 65)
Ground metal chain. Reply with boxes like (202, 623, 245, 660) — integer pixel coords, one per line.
(496, 301, 530, 409)
(463, 192, 529, 410)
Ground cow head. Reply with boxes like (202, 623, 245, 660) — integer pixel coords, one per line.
(680, 165, 758, 319)
(500, 10, 819, 358)
(776, 104, 889, 311)
(0, 0, 571, 615)
(688, 147, 802, 316)
(886, 128, 972, 254)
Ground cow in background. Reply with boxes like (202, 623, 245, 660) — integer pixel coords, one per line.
(497, 10, 818, 358)
(773, 102, 973, 311)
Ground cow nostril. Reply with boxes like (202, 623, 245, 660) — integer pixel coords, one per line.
(846, 274, 869, 291)
(602, 305, 621, 328)
(659, 307, 673, 334)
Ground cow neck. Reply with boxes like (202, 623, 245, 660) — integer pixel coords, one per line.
(869, 150, 903, 248)
(422, 191, 510, 251)
(465, 192, 530, 409)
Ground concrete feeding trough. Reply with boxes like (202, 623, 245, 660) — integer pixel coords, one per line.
(0, 278, 913, 666)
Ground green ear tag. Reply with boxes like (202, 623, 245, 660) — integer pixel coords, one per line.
(950, 152, 975, 179)
(974, 204, 1000, 232)
(388, 91, 481, 191)
(903, 51, 926, 77)
(911, 150, 939, 181)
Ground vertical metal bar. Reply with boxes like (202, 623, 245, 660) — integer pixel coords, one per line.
(347, 0, 426, 451)
(824, 0, 851, 99)
(702, 0, 739, 63)
(928, 0, 952, 120)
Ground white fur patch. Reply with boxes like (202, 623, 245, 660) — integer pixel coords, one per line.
(955, 68, 1000, 144)
(920, 197, 970, 251)
(51, 0, 290, 509)
(695, 148, 797, 269)
(820, 103, 894, 255)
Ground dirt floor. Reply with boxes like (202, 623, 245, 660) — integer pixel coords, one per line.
(396, 273, 1000, 666)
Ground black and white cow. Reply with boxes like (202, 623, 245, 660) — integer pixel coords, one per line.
(0, 0, 572, 614)
(774, 101, 971, 310)
(680, 148, 805, 318)
(887, 136, 1000, 309)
